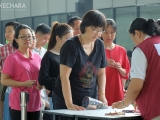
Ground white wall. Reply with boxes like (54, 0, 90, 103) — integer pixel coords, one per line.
(1, 0, 15, 20)
(137, 0, 160, 5)
(0, 0, 1, 20)
(93, 0, 136, 9)
(113, 0, 136, 7)
(31, 0, 48, 16)
(0, 0, 160, 20)
(93, 0, 112, 9)
(15, 0, 30, 18)
(66, 0, 79, 13)
(49, 0, 66, 14)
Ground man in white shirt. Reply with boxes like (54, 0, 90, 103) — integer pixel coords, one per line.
(32, 23, 51, 58)
(32, 23, 51, 120)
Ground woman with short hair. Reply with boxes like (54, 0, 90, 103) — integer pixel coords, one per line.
(52, 10, 108, 120)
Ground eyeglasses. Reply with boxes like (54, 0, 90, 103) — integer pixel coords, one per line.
(18, 36, 32, 40)
(74, 28, 80, 31)
(90, 26, 104, 33)
(32, 36, 36, 40)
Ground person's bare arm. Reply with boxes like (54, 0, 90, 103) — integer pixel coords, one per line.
(113, 62, 128, 77)
(117, 67, 127, 77)
(1, 73, 36, 87)
(60, 65, 85, 110)
(122, 78, 126, 92)
(97, 68, 108, 105)
(122, 78, 144, 105)
(112, 78, 144, 109)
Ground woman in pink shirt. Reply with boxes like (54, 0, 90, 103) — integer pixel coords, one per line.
(1, 24, 42, 120)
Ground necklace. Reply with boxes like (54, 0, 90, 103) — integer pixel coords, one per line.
(79, 34, 93, 52)
(52, 48, 60, 55)
(109, 50, 112, 59)
(106, 44, 115, 59)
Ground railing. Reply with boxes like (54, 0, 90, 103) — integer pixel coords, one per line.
(20, 92, 29, 120)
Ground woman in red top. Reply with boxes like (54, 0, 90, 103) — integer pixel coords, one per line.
(101, 19, 130, 106)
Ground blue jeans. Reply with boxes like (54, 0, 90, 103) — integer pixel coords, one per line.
(49, 97, 53, 110)
(3, 92, 11, 120)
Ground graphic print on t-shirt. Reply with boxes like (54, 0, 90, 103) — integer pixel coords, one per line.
(79, 61, 97, 88)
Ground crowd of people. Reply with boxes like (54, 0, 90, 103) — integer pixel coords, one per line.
(0, 9, 160, 120)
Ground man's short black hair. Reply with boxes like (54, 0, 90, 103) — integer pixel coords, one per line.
(80, 10, 106, 34)
(67, 16, 81, 27)
(5, 21, 20, 30)
(35, 23, 51, 34)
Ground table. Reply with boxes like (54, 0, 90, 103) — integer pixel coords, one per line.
(74, 109, 142, 120)
(42, 105, 143, 120)
(42, 109, 75, 119)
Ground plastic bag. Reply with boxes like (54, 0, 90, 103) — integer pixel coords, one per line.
(82, 96, 107, 109)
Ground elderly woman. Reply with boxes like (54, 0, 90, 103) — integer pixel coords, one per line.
(53, 10, 108, 120)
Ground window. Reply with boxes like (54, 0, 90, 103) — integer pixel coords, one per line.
(116, 7, 136, 51)
(99, 8, 113, 19)
(33, 16, 49, 30)
(140, 4, 160, 20)
(67, 12, 79, 21)
(51, 14, 67, 24)
(17, 18, 32, 28)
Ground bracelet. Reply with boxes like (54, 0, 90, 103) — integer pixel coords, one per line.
(122, 100, 128, 107)
(98, 93, 105, 96)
